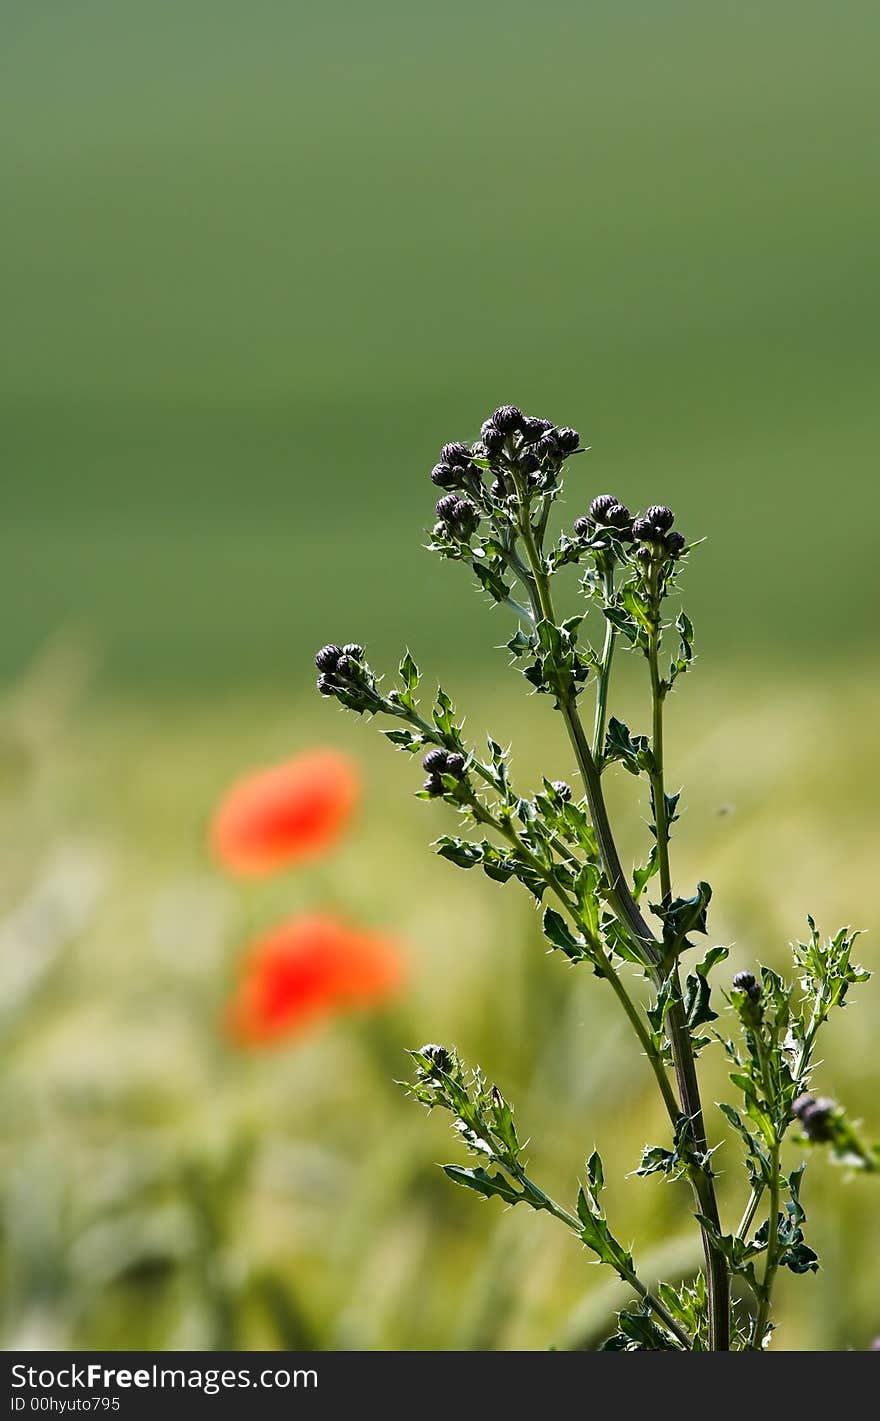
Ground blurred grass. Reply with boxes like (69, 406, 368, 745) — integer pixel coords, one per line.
(2, 1, 880, 685)
(1, 657, 878, 1349)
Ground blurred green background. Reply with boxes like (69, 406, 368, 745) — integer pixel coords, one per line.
(1, 0, 878, 1350)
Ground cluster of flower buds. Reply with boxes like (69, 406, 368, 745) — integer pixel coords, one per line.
(422, 746, 467, 796)
(791, 1092, 836, 1143)
(573, 492, 634, 544)
(433, 492, 480, 539)
(431, 442, 482, 491)
(314, 642, 382, 714)
(430, 405, 581, 512)
(631, 505, 686, 564)
(732, 969, 763, 1003)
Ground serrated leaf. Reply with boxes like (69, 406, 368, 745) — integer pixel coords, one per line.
(542, 907, 586, 961)
(442, 1165, 522, 1206)
(434, 836, 483, 870)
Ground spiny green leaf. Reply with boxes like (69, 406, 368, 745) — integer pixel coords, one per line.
(442, 1165, 522, 1206)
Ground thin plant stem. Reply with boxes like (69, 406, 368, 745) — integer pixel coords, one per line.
(751, 1144, 780, 1348)
(645, 599, 730, 1351)
(517, 510, 730, 1351)
(592, 558, 617, 762)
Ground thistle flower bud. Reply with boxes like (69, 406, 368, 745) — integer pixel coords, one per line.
(521, 416, 553, 444)
(435, 494, 461, 523)
(665, 531, 686, 557)
(792, 1094, 836, 1142)
(419, 1043, 452, 1072)
(342, 643, 364, 659)
(556, 427, 580, 454)
(422, 748, 448, 773)
(334, 655, 352, 679)
(444, 752, 466, 778)
(635, 545, 653, 565)
(481, 424, 505, 454)
(316, 674, 336, 696)
(733, 970, 762, 1002)
(573, 516, 592, 538)
(315, 644, 342, 672)
(423, 774, 443, 796)
(645, 504, 675, 532)
(536, 429, 561, 460)
(589, 493, 619, 522)
(552, 780, 573, 801)
(452, 497, 479, 533)
(632, 516, 661, 542)
(492, 404, 524, 433)
(431, 462, 459, 489)
(605, 503, 633, 538)
(519, 449, 540, 474)
(440, 442, 471, 466)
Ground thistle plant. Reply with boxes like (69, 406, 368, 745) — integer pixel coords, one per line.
(315, 405, 878, 1350)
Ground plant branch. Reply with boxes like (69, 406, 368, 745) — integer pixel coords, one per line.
(514, 513, 730, 1350)
(592, 558, 617, 762)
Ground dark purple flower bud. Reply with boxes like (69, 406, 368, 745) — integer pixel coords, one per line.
(573, 516, 592, 538)
(552, 780, 573, 801)
(334, 655, 352, 679)
(633, 515, 663, 542)
(492, 404, 524, 433)
(665, 531, 686, 557)
(519, 449, 540, 474)
(444, 752, 466, 778)
(645, 504, 675, 532)
(342, 642, 364, 659)
(589, 493, 619, 522)
(635, 545, 653, 565)
(435, 494, 461, 523)
(440, 442, 471, 466)
(419, 1043, 451, 1072)
(481, 424, 505, 454)
(536, 429, 561, 460)
(520, 416, 553, 444)
(431, 462, 459, 489)
(606, 502, 632, 531)
(451, 497, 479, 532)
(316, 674, 336, 696)
(733, 969, 762, 1001)
(556, 427, 580, 454)
(315, 644, 342, 672)
(423, 774, 444, 796)
(422, 748, 449, 773)
(793, 1095, 836, 1142)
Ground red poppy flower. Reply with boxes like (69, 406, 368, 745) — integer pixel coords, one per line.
(211, 749, 359, 875)
(225, 914, 404, 1046)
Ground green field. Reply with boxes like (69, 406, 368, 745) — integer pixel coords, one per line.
(2, 1, 879, 1350)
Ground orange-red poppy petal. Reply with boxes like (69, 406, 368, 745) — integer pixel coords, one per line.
(225, 914, 405, 1047)
(211, 749, 359, 876)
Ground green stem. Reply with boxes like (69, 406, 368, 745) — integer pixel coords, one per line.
(647, 619, 671, 902)
(751, 1145, 780, 1348)
(517, 513, 659, 969)
(516, 514, 730, 1350)
(645, 599, 730, 1351)
(736, 992, 828, 1242)
(592, 559, 617, 762)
